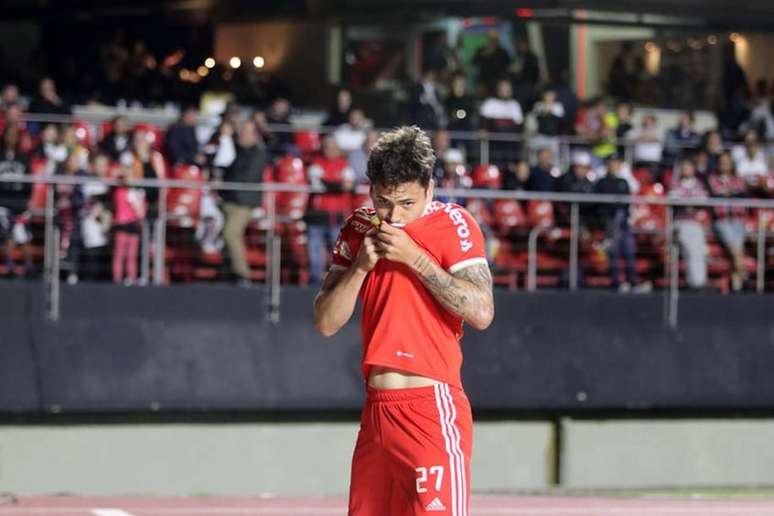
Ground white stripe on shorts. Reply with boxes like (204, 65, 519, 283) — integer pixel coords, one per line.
(443, 384, 468, 516)
(435, 384, 467, 516)
(434, 384, 457, 516)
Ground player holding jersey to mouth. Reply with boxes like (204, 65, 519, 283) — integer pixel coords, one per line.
(313, 126, 494, 516)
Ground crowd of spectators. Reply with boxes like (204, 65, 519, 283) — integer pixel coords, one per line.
(0, 28, 773, 291)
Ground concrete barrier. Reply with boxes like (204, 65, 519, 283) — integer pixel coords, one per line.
(562, 419, 774, 488)
(0, 421, 554, 495)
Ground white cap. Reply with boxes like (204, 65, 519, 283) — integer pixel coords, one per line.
(571, 151, 591, 166)
(443, 148, 465, 164)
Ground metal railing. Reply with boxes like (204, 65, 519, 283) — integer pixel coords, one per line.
(0, 174, 772, 328)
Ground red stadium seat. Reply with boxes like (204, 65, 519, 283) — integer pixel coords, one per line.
(493, 199, 528, 234)
(471, 164, 501, 189)
(632, 182, 666, 232)
(294, 130, 321, 163)
(166, 164, 203, 227)
(275, 156, 305, 184)
(466, 198, 494, 228)
(27, 158, 48, 211)
(527, 200, 554, 228)
(134, 123, 165, 152)
(72, 120, 95, 149)
(99, 120, 114, 140)
(294, 130, 321, 154)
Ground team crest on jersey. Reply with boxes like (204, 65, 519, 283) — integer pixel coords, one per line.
(351, 208, 375, 234)
(338, 241, 352, 260)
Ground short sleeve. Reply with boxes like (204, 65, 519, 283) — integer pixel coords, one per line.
(440, 206, 488, 274)
(330, 209, 372, 271)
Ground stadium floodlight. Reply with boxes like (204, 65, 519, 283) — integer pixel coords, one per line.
(204, 57, 216, 69)
(253, 56, 265, 68)
(229, 57, 242, 69)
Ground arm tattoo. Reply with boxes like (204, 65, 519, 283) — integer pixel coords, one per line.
(411, 253, 494, 327)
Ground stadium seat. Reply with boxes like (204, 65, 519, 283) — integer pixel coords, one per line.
(527, 200, 554, 228)
(294, 130, 321, 163)
(471, 164, 502, 190)
(72, 120, 95, 149)
(275, 156, 309, 220)
(166, 164, 203, 227)
(492, 199, 528, 235)
(632, 182, 666, 232)
(27, 158, 49, 212)
(134, 123, 165, 152)
(99, 120, 114, 140)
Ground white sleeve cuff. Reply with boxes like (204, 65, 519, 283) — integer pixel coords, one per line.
(448, 257, 488, 274)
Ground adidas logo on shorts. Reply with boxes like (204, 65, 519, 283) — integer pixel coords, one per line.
(425, 497, 446, 511)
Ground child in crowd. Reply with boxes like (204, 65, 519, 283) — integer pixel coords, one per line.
(112, 156, 146, 285)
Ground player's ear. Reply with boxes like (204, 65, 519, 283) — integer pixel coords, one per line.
(426, 179, 434, 202)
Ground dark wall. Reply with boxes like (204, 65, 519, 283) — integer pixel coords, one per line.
(2, 283, 774, 414)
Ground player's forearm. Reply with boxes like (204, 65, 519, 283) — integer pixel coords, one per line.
(313, 266, 368, 337)
(409, 252, 494, 330)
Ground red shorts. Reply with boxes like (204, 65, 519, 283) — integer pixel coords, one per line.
(348, 383, 472, 516)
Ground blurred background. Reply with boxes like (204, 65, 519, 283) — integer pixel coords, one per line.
(1, 0, 774, 500)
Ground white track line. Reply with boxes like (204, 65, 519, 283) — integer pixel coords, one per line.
(3, 507, 774, 515)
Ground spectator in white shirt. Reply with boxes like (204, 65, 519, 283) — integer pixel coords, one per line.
(732, 129, 769, 186)
(480, 79, 524, 129)
(630, 115, 663, 170)
(333, 108, 368, 153)
(480, 79, 524, 169)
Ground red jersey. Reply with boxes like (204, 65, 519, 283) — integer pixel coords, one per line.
(331, 201, 487, 387)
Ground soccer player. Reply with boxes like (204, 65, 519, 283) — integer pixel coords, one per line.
(313, 126, 494, 515)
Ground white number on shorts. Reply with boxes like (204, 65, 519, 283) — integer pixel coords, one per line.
(415, 466, 445, 493)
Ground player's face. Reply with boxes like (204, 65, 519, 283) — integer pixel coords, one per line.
(371, 180, 433, 227)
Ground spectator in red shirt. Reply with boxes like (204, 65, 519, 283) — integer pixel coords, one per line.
(306, 136, 356, 283)
(708, 151, 748, 291)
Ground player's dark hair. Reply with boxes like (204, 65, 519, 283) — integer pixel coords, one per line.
(366, 126, 435, 189)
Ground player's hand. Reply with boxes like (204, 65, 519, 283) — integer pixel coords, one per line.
(354, 228, 382, 272)
(376, 222, 421, 265)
